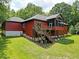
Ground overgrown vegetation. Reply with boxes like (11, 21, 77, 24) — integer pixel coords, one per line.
(0, 34, 9, 59)
(75, 22, 79, 34)
(69, 25, 76, 34)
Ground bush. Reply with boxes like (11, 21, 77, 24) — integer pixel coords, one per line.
(75, 23, 79, 34)
(69, 25, 76, 34)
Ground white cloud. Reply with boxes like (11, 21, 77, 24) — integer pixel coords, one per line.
(10, 0, 75, 12)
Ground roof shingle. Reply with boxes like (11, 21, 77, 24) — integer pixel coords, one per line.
(24, 14, 47, 22)
(7, 17, 24, 22)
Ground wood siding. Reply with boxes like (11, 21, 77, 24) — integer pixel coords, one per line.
(23, 19, 68, 37)
(23, 20, 48, 37)
(41, 21, 48, 30)
(5, 22, 23, 31)
(23, 20, 34, 37)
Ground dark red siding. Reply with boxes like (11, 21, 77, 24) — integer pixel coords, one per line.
(52, 26, 68, 35)
(41, 21, 48, 30)
(23, 20, 34, 37)
(23, 20, 48, 37)
(23, 19, 68, 37)
(5, 22, 22, 31)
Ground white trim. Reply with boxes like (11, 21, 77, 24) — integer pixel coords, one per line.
(49, 23, 52, 28)
(3, 31, 23, 36)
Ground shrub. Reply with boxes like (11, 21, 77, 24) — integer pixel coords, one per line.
(69, 25, 76, 34)
(75, 23, 79, 34)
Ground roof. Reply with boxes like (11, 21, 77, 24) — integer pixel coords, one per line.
(7, 17, 24, 22)
(23, 14, 47, 22)
(24, 14, 61, 22)
(46, 14, 61, 20)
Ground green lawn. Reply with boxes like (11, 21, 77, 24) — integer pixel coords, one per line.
(1, 35, 79, 59)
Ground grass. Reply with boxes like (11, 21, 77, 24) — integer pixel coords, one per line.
(0, 35, 79, 59)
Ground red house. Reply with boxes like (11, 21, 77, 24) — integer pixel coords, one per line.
(23, 14, 68, 39)
(23, 14, 48, 37)
(3, 17, 24, 36)
(2, 14, 68, 43)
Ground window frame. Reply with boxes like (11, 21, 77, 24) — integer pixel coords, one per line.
(49, 23, 53, 28)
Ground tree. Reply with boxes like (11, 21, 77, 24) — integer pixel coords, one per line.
(49, 2, 73, 26)
(8, 9, 16, 17)
(0, 0, 11, 28)
(16, 3, 44, 19)
(0, 3, 8, 22)
(0, 1, 11, 59)
(71, 0, 79, 25)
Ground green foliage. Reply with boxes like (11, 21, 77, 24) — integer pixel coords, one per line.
(49, 1, 79, 26)
(0, 0, 11, 29)
(69, 25, 76, 34)
(16, 3, 44, 19)
(3, 35, 79, 59)
(71, 0, 79, 25)
(0, 3, 9, 22)
(8, 9, 16, 17)
(49, 2, 73, 25)
(75, 22, 79, 34)
(0, 0, 11, 3)
(0, 35, 9, 59)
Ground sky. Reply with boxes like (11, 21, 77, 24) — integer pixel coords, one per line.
(10, 0, 75, 12)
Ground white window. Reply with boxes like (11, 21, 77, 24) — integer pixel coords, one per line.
(49, 23, 52, 28)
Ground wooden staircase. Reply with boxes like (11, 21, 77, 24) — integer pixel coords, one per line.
(32, 22, 54, 44)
